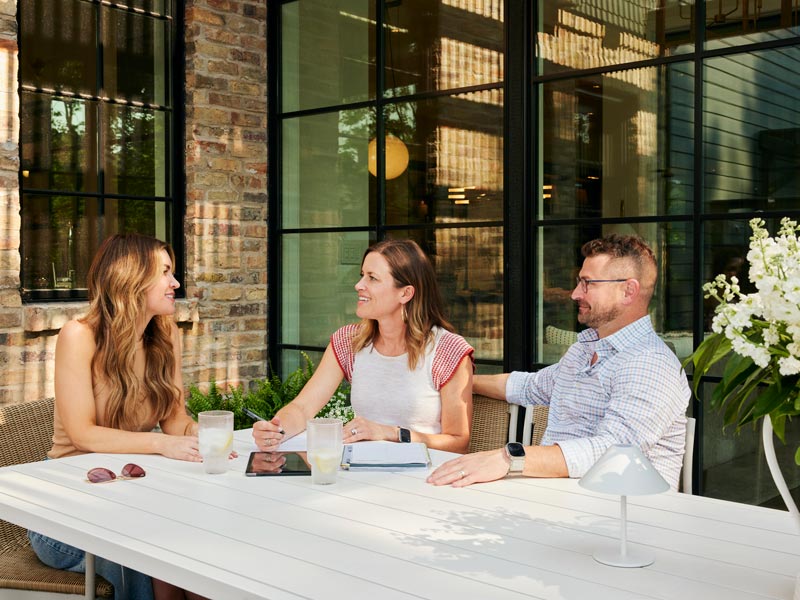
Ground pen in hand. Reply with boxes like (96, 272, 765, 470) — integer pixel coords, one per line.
(244, 408, 285, 435)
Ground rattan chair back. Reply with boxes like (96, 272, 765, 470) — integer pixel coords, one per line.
(0, 397, 113, 597)
(468, 394, 510, 453)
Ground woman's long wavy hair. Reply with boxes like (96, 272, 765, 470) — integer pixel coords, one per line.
(352, 239, 453, 370)
(82, 234, 180, 430)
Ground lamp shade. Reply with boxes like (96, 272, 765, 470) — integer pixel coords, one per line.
(368, 135, 409, 179)
(579, 444, 669, 496)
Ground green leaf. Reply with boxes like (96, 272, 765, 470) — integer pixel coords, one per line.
(685, 333, 732, 397)
(795, 445, 800, 467)
(771, 414, 787, 442)
(711, 358, 758, 409)
(719, 368, 768, 427)
(740, 381, 794, 429)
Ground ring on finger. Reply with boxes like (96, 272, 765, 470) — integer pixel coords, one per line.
(458, 469, 466, 479)
(351, 428, 358, 436)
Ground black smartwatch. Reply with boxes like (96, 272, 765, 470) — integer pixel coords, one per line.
(504, 442, 526, 474)
(398, 427, 411, 443)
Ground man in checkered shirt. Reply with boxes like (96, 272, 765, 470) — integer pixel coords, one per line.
(428, 234, 690, 490)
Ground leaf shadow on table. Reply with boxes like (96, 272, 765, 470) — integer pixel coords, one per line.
(386, 503, 607, 588)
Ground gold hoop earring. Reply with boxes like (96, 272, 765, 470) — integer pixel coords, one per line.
(401, 304, 407, 323)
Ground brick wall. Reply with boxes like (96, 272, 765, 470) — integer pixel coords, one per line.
(0, 0, 269, 405)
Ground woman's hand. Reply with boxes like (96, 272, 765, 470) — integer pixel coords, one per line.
(253, 417, 286, 450)
(158, 434, 203, 462)
(343, 417, 396, 444)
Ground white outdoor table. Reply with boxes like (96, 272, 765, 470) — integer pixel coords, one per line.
(0, 429, 797, 599)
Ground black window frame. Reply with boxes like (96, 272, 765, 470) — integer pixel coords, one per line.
(17, 0, 185, 302)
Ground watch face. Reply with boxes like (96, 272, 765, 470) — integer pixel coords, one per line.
(506, 442, 525, 458)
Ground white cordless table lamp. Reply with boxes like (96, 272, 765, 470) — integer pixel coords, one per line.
(579, 444, 670, 568)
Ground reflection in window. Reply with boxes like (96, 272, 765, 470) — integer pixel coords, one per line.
(20, 93, 97, 193)
(386, 0, 504, 97)
(281, 0, 375, 113)
(392, 227, 504, 361)
(705, 0, 800, 47)
(281, 232, 369, 348)
(386, 92, 504, 226)
(540, 64, 694, 221)
(281, 108, 375, 229)
(536, 2, 693, 75)
(19, 0, 177, 299)
(704, 48, 800, 213)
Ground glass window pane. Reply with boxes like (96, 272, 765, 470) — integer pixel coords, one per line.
(21, 194, 172, 295)
(704, 48, 800, 213)
(281, 232, 371, 348)
(282, 109, 375, 229)
(19, 0, 97, 95)
(390, 227, 504, 363)
(536, 1, 693, 76)
(702, 218, 780, 332)
(281, 348, 325, 381)
(104, 105, 169, 197)
(539, 63, 694, 220)
(537, 221, 694, 364)
(705, 0, 800, 49)
(385, 0, 504, 97)
(282, 0, 375, 113)
(103, 6, 171, 105)
(20, 92, 99, 193)
(21, 195, 96, 294)
(386, 90, 504, 226)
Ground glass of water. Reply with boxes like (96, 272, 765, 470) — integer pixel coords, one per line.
(198, 410, 234, 474)
(306, 418, 343, 484)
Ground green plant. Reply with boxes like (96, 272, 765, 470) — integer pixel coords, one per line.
(186, 352, 352, 430)
(683, 217, 800, 464)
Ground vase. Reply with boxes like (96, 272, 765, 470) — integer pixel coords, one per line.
(761, 417, 800, 529)
(762, 418, 800, 600)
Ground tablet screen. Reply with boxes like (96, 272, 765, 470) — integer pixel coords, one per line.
(245, 451, 312, 476)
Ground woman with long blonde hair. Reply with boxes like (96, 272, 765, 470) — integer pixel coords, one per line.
(29, 233, 207, 600)
(253, 239, 473, 453)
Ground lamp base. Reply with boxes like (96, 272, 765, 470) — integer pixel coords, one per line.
(593, 547, 654, 568)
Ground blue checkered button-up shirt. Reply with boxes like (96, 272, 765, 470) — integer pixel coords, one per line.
(507, 316, 690, 489)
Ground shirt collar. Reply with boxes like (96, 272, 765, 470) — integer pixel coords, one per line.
(576, 314, 654, 354)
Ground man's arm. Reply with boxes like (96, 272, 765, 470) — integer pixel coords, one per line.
(473, 373, 510, 400)
(427, 443, 568, 487)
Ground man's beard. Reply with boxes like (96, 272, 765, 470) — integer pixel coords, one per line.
(577, 302, 623, 330)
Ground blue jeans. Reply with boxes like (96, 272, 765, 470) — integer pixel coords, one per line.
(28, 530, 154, 600)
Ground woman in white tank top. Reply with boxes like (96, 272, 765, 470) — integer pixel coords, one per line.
(253, 239, 474, 453)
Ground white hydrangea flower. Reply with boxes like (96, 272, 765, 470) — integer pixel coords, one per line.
(778, 356, 800, 376)
(704, 217, 800, 399)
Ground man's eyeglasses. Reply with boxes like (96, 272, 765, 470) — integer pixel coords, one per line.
(575, 276, 628, 294)
(87, 463, 146, 483)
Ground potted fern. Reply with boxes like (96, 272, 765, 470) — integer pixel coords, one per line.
(187, 353, 352, 430)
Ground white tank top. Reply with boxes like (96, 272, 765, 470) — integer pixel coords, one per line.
(349, 328, 445, 434)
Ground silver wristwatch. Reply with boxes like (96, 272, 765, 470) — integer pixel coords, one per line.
(504, 442, 526, 474)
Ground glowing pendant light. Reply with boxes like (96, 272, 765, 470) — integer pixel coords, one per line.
(368, 134, 409, 179)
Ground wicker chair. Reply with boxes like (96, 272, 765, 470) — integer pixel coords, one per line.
(0, 398, 113, 599)
(468, 394, 549, 453)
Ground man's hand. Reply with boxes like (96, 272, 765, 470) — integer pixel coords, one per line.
(426, 449, 510, 487)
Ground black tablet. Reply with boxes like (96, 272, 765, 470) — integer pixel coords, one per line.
(245, 451, 311, 476)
